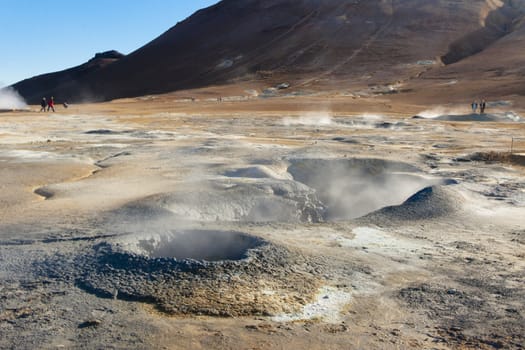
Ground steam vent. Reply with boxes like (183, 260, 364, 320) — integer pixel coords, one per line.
(34, 157, 452, 317)
(40, 230, 323, 317)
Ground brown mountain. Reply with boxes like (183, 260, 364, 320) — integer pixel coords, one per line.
(13, 50, 125, 103)
(12, 0, 525, 103)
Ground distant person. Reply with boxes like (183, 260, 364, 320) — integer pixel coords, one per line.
(47, 96, 55, 112)
(40, 97, 47, 112)
(480, 99, 486, 114)
(471, 101, 478, 113)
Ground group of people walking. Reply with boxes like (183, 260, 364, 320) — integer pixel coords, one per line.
(40, 97, 55, 112)
(39, 97, 68, 112)
(471, 99, 487, 114)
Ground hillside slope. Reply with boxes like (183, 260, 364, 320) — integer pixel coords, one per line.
(12, 0, 525, 103)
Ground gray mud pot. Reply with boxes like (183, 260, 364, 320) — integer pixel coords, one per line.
(288, 158, 438, 220)
(112, 180, 325, 223)
(121, 230, 264, 261)
(37, 231, 323, 317)
(112, 158, 439, 225)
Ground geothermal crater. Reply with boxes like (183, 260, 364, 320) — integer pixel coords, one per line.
(287, 158, 436, 220)
(37, 157, 446, 317)
(41, 233, 323, 317)
(125, 230, 265, 261)
(127, 158, 440, 224)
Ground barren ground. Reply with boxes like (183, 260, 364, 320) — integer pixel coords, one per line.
(1, 89, 524, 349)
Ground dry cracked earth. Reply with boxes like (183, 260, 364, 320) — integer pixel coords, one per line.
(0, 94, 524, 349)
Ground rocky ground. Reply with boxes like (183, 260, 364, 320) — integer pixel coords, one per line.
(0, 91, 524, 349)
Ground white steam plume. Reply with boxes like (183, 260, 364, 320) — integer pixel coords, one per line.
(0, 87, 28, 110)
(362, 113, 385, 121)
(416, 106, 466, 119)
(282, 111, 333, 126)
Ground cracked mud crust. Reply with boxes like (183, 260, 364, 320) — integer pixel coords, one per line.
(37, 239, 325, 317)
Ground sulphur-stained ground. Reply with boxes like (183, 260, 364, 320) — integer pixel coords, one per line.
(0, 90, 524, 349)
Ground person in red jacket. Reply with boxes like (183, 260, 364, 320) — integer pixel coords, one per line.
(47, 96, 55, 112)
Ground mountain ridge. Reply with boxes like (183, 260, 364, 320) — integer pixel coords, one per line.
(12, 0, 525, 103)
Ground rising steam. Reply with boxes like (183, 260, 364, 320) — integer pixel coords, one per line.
(0, 87, 28, 110)
(416, 106, 465, 119)
(288, 159, 434, 220)
(282, 112, 333, 126)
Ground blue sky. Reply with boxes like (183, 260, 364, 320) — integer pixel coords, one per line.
(0, 0, 218, 87)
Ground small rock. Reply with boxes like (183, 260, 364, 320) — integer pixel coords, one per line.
(391, 328, 401, 336)
(78, 319, 102, 329)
